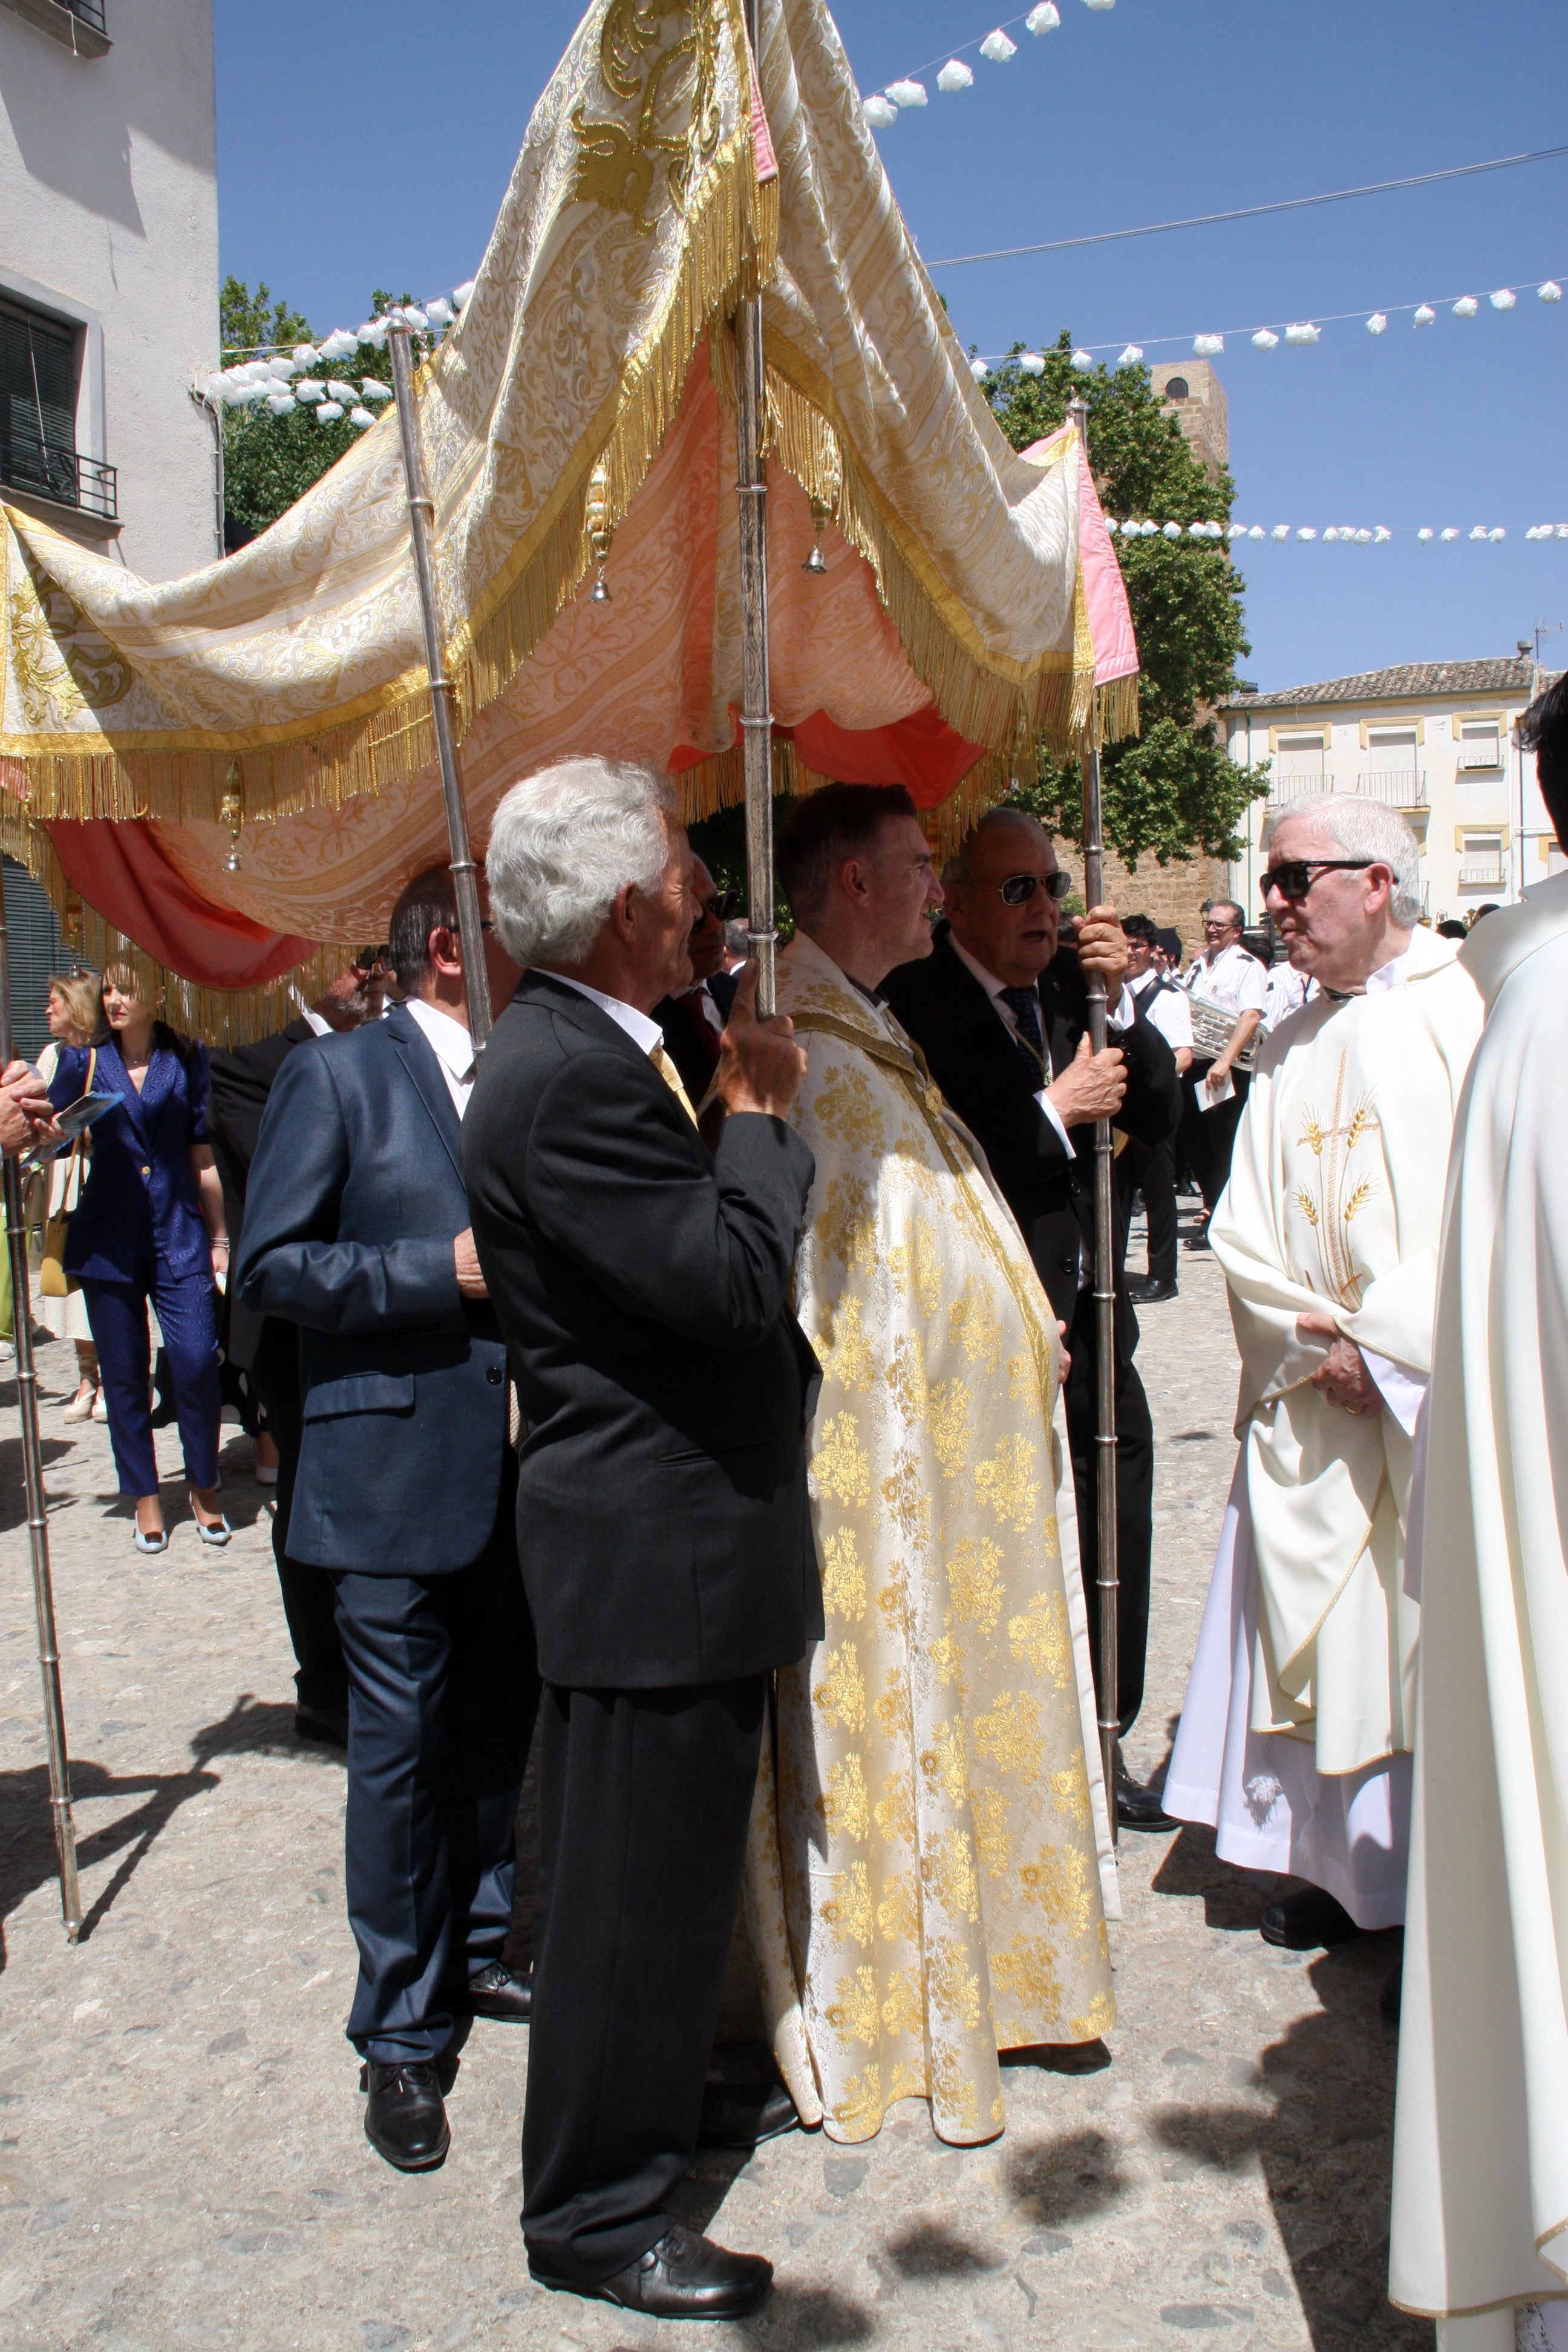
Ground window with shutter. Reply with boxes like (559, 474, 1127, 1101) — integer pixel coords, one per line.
(1, 858, 71, 1062)
(1, 301, 80, 509)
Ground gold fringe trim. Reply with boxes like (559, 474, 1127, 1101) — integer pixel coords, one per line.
(2, 7, 779, 832)
(1, 805, 351, 1047)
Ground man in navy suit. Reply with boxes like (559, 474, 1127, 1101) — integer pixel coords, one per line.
(237, 868, 539, 2174)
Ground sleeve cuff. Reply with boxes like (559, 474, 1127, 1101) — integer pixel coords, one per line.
(1036, 1091, 1076, 1158)
(1361, 1347, 1427, 1437)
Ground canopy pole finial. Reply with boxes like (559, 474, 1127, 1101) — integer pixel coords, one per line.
(387, 322, 493, 1053)
(1068, 392, 1120, 1840)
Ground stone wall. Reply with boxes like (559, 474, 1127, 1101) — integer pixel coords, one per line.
(1096, 844, 1229, 964)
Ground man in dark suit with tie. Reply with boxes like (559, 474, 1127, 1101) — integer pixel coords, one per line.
(883, 807, 1181, 1828)
(237, 868, 540, 2174)
(465, 756, 818, 2322)
(651, 855, 739, 1103)
(207, 954, 387, 1747)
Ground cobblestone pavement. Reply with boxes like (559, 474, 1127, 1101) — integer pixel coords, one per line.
(0, 1209, 1429, 2352)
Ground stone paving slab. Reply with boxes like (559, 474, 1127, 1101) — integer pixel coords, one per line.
(0, 1216, 1431, 2352)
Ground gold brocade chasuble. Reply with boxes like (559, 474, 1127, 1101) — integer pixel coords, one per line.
(1209, 927, 1483, 1775)
(741, 935, 1113, 2146)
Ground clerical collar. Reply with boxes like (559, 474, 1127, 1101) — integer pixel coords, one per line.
(1321, 944, 1414, 1002)
(845, 975, 886, 1006)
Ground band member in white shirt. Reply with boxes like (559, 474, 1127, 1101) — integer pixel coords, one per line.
(1178, 901, 1267, 1249)
(1120, 915, 1193, 1301)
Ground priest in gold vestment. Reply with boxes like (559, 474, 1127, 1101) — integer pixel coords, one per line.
(739, 785, 1115, 2148)
(1165, 800, 1483, 1952)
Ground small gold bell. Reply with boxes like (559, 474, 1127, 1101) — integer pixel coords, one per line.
(219, 762, 244, 874)
(586, 458, 613, 604)
(803, 493, 832, 575)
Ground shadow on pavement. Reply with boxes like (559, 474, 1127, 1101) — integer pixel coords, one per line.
(1151, 1819, 1279, 1932)
(1004, 2126, 1130, 2229)
(739, 2282, 875, 2345)
(1149, 1939, 1429, 2351)
(0, 1431, 73, 1534)
(0, 1691, 354, 1973)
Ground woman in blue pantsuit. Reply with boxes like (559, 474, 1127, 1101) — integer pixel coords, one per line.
(50, 965, 231, 1553)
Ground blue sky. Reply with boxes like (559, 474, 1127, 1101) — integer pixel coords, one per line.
(214, 0, 1567, 692)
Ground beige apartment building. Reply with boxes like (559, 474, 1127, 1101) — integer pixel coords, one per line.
(1219, 657, 1561, 927)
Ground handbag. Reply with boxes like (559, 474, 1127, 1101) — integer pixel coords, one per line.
(39, 1049, 95, 1300)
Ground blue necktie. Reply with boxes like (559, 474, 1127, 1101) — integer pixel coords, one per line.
(998, 984, 1047, 1080)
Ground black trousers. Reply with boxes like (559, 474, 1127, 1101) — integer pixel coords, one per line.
(250, 1319, 346, 1719)
(1063, 1296, 1154, 1738)
(333, 1482, 539, 2063)
(1119, 1134, 1178, 1288)
(522, 1674, 766, 2285)
(1180, 1062, 1250, 1213)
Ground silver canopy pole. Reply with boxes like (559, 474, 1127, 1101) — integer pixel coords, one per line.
(0, 875, 82, 1938)
(387, 322, 492, 1050)
(736, 0, 776, 1015)
(1068, 394, 1120, 1841)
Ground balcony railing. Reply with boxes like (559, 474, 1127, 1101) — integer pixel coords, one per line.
(1459, 864, 1505, 889)
(1267, 768, 1427, 808)
(1456, 745, 1504, 773)
(0, 0, 110, 53)
(0, 437, 118, 522)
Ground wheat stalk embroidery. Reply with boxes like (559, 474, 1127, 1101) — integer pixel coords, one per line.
(1295, 1053, 1380, 1307)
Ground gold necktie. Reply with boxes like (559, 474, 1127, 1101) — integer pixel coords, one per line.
(650, 1043, 700, 1128)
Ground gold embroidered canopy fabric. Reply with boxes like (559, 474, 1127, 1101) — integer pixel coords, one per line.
(0, 0, 1134, 1011)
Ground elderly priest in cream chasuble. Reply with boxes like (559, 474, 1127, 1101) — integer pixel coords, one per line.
(740, 933, 1115, 2148)
(1165, 926, 1483, 1921)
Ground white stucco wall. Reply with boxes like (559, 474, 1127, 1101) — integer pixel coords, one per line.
(0, 0, 218, 581)
(1221, 693, 1554, 924)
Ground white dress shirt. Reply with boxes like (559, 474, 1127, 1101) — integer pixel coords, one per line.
(1182, 939, 1268, 1019)
(949, 935, 1132, 1161)
(545, 972, 665, 1054)
(302, 1005, 333, 1039)
(405, 997, 480, 1118)
(1129, 967, 1194, 1056)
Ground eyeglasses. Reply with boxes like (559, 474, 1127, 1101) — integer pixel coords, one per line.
(976, 871, 1074, 907)
(697, 887, 742, 923)
(1263, 859, 1374, 903)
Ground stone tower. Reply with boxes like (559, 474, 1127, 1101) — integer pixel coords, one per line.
(1148, 359, 1228, 480)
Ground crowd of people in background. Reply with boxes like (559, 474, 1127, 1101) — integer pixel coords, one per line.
(0, 679, 1561, 2337)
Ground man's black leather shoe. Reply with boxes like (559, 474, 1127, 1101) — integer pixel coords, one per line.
(361, 2060, 449, 2171)
(295, 1703, 348, 1749)
(1183, 1230, 1212, 1253)
(1260, 1886, 1362, 1950)
(1114, 1759, 1175, 1830)
(1129, 1278, 1179, 1303)
(532, 2222, 772, 2318)
(699, 2077, 800, 2149)
(454, 1960, 531, 2023)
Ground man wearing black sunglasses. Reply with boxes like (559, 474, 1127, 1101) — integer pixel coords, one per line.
(883, 805, 1182, 1829)
(652, 857, 740, 1103)
(1163, 798, 1484, 1963)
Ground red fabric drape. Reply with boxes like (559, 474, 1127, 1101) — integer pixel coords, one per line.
(45, 820, 316, 990)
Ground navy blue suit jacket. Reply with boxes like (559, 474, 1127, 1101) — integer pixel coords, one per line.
(50, 1034, 211, 1284)
(234, 1003, 509, 1575)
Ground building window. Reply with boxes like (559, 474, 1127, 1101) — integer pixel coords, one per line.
(1459, 831, 1505, 889)
(0, 298, 116, 520)
(1164, 376, 1189, 402)
(1457, 720, 1503, 773)
(0, 858, 69, 1062)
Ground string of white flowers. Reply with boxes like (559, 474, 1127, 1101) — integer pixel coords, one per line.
(1103, 519, 1567, 545)
(195, 283, 475, 428)
(862, 0, 1109, 128)
(970, 278, 1563, 381)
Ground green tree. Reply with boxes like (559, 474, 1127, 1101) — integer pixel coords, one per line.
(984, 330, 1266, 868)
(216, 282, 431, 541)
